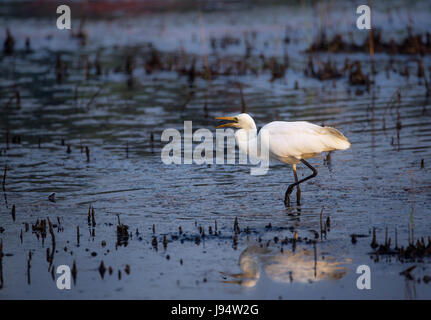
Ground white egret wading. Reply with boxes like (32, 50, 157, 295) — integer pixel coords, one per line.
(216, 113, 350, 206)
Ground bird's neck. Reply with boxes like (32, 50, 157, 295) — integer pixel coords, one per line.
(235, 128, 259, 156)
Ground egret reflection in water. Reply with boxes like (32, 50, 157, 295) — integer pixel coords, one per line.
(223, 245, 351, 287)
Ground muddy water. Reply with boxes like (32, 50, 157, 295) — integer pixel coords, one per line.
(1, 1, 431, 299)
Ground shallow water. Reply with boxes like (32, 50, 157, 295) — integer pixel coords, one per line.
(1, 0, 431, 299)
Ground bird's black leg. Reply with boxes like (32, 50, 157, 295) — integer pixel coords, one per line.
(284, 159, 318, 206)
(292, 164, 301, 205)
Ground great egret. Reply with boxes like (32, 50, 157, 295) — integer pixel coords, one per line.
(216, 113, 350, 206)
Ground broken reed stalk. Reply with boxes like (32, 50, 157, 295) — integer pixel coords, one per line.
(47, 217, 56, 272)
(15, 91, 21, 109)
(2, 164, 7, 191)
(125, 265, 130, 275)
(91, 206, 96, 227)
(238, 83, 247, 113)
(233, 233, 238, 249)
(87, 205, 91, 225)
(410, 172, 415, 245)
(385, 226, 389, 246)
(98, 261, 106, 279)
(319, 207, 324, 241)
(371, 227, 378, 249)
(72, 260, 77, 285)
(313, 240, 317, 278)
(234, 216, 240, 234)
(292, 230, 298, 252)
(11, 204, 15, 222)
(27, 250, 31, 285)
(163, 235, 168, 249)
(85, 146, 90, 162)
(152, 236, 158, 251)
(0, 239, 3, 289)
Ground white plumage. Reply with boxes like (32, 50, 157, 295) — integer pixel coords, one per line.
(261, 120, 350, 164)
(216, 113, 350, 205)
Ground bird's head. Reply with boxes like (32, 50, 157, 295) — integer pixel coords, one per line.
(215, 113, 256, 130)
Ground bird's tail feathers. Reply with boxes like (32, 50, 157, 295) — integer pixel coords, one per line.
(321, 127, 351, 150)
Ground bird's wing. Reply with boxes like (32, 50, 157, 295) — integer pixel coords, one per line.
(260, 121, 349, 162)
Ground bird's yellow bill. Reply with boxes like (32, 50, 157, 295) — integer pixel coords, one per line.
(215, 116, 237, 128)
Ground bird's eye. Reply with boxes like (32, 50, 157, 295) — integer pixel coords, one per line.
(234, 117, 238, 122)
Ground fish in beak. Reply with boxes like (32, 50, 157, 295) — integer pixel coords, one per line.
(215, 116, 238, 128)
